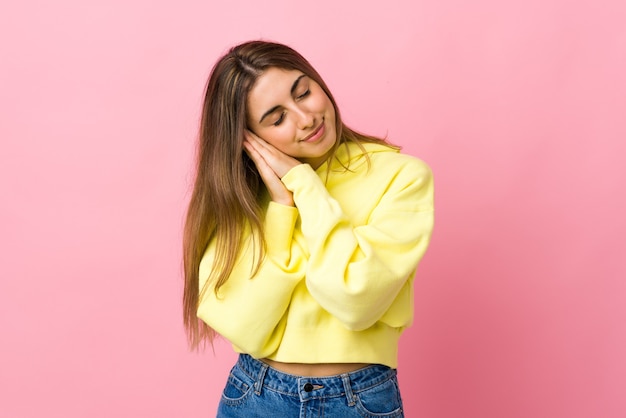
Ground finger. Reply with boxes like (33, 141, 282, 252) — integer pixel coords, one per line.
(243, 140, 266, 170)
(243, 139, 294, 206)
(245, 131, 301, 178)
(246, 130, 294, 158)
(243, 139, 273, 176)
(245, 129, 266, 145)
(243, 133, 268, 160)
(243, 138, 268, 166)
(244, 134, 282, 169)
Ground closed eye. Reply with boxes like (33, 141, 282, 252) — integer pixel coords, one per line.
(297, 89, 310, 99)
(273, 111, 286, 126)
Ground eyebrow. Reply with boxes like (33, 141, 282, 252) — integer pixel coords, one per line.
(258, 74, 307, 124)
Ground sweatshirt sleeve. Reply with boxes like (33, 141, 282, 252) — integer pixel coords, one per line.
(196, 202, 306, 357)
(281, 158, 434, 331)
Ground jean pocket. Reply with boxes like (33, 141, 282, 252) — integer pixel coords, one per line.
(220, 369, 254, 406)
(354, 375, 404, 417)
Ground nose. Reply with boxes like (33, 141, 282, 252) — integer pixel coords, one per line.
(294, 107, 314, 130)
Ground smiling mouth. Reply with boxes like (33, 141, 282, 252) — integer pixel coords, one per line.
(300, 121, 325, 142)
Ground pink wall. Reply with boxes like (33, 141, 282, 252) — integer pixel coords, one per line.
(1, 1, 624, 417)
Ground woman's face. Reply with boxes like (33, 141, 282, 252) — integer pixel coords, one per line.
(246, 67, 337, 169)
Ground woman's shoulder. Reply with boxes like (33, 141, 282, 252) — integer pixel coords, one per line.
(363, 143, 431, 176)
(329, 140, 431, 180)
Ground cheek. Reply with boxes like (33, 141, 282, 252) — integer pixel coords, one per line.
(325, 101, 337, 126)
(258, 127, 293, 149)
(320, 96, 335, 120)
(316, 94, 333, 112)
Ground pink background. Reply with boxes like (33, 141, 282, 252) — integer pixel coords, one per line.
(1, 1, 624, 417)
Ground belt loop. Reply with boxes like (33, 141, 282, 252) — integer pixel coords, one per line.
(341, 373, 356, 406)
(254, 361, 269, 395)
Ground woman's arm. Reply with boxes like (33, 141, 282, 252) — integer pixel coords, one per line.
(243, 133, 434, 332)
(197, 132, 306, 356)
(196, 201, 306, 356)
(282, 157, 434, 331)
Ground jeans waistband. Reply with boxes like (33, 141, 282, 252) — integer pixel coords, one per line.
(236, 354, 396, 401)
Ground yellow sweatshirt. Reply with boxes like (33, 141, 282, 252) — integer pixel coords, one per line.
(197, 141, 434, 368)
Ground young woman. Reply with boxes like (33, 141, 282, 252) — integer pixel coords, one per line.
(183, 40, 434, 417)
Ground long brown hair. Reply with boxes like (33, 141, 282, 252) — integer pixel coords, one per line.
(183, 40, 393, 349)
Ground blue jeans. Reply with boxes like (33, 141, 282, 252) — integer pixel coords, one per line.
(216, 354, 404, 417)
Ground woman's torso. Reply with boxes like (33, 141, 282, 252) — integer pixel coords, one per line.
(261, 358, 370, 377)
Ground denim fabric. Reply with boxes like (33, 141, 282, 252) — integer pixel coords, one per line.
(216, 354, 404, 418)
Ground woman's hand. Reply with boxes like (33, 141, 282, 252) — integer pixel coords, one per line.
(243, 130, 301, 206)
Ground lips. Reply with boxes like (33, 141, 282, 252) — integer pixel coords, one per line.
(300, 121, 325, 142)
